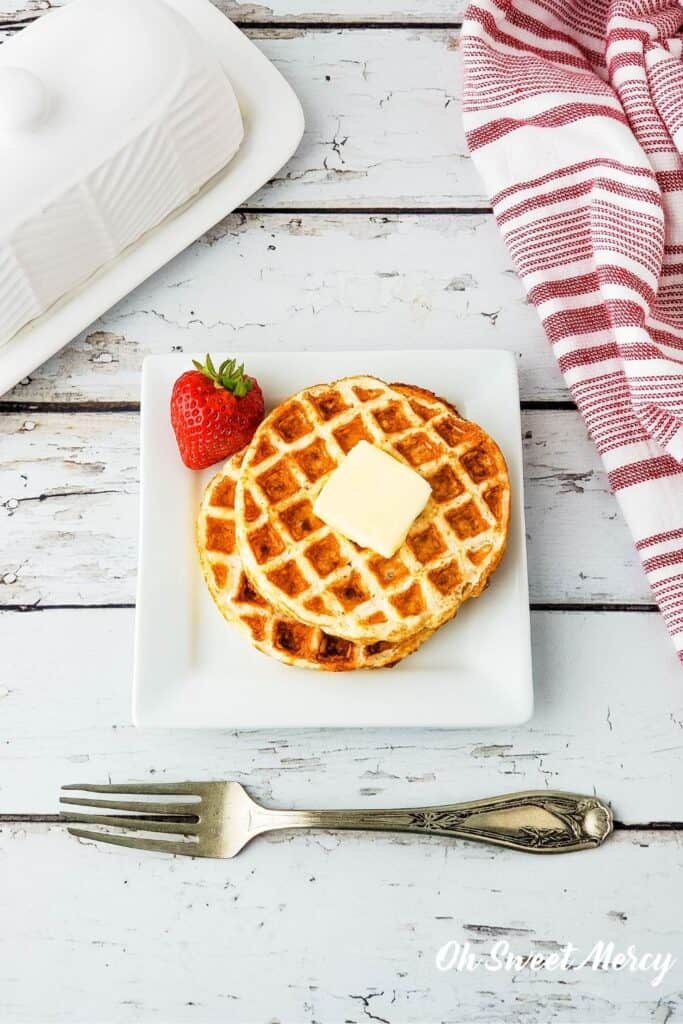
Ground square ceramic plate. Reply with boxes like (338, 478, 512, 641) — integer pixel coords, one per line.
(134, 350, 533, 728)
(0, 0, 304, 396)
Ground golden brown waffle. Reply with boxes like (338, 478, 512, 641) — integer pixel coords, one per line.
(235, 376, 510, 643)
(197, 450, 430, 671)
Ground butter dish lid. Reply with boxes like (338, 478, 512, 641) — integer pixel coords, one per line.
(0, 0, 238, 233)
(0, 0, 303, 396)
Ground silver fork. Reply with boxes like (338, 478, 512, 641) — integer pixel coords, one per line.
(60, 782, 613, 857)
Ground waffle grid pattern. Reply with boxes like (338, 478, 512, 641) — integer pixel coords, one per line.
(235, 377, 510, 644)
(197, 451, 429, 671)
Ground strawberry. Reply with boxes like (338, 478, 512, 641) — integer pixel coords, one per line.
(170, 355, 265, 470)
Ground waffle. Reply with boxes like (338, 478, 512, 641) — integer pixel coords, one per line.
(197, 450, 430, 671)
(235, 376, 510, 643)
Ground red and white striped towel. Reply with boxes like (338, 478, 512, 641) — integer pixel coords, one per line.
(462, 0, 683, 664)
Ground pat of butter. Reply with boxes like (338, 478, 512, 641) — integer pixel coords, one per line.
(313, 440, 431, 558)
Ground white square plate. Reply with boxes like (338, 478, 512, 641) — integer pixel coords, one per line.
(0, 0, 304, 396)
(134, 350, 533, 728)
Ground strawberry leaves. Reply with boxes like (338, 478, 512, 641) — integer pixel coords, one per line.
(192, 354, 254, 399)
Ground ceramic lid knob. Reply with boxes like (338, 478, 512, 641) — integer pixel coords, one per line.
(0, 67, 48, 133)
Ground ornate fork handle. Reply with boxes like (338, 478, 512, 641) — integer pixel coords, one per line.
(253, 790, 613, 854)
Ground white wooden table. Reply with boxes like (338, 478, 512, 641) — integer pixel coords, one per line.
(1, 3, 683, 1022)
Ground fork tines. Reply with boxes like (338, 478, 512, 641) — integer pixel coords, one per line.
(60, 782, 202, 857)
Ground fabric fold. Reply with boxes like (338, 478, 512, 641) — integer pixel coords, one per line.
(461, 0, 683, 662)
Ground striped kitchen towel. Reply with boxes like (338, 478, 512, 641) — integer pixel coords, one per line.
(461, 0, 683, 663)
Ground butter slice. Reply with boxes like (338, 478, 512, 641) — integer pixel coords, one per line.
(313, 440, 431, 559)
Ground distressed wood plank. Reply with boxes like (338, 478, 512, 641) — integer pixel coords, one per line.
(250, 29, 477, 208)
(0, 821, 681, 1023)
(0, 28, 482, 208)
(0, 0, 467, 28)
(0, 409, 649, 606)
(0, 10, 679, 1015)
(1, 608, 681, 818)
(0, 413, 139, 605)
(1, 213, 559, 406)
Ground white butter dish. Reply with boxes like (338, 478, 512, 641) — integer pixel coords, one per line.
(0, 0, 304, 396)
(0, 0, 244, 350)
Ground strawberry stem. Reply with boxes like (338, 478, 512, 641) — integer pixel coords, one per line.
(192, 355, 254, 398)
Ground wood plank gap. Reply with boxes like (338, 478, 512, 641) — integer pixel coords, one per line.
(530, 602, 657, 613)
(1, 16, 465, 31)
(0, 401, 140, 414)
(239, 205, 494, 215)
(0, 814, 63, 823)
(0, 603, 137, 612)
(613, 821, 683, 831)
(1, 401, 578, 415)
(521, 400, 576, 411)
(0, 401, 577, 413)
(244, 20, 465, 29)
(1, 602, 658, 613)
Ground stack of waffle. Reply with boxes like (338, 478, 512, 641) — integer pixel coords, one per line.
(197, 375, 510, 671)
